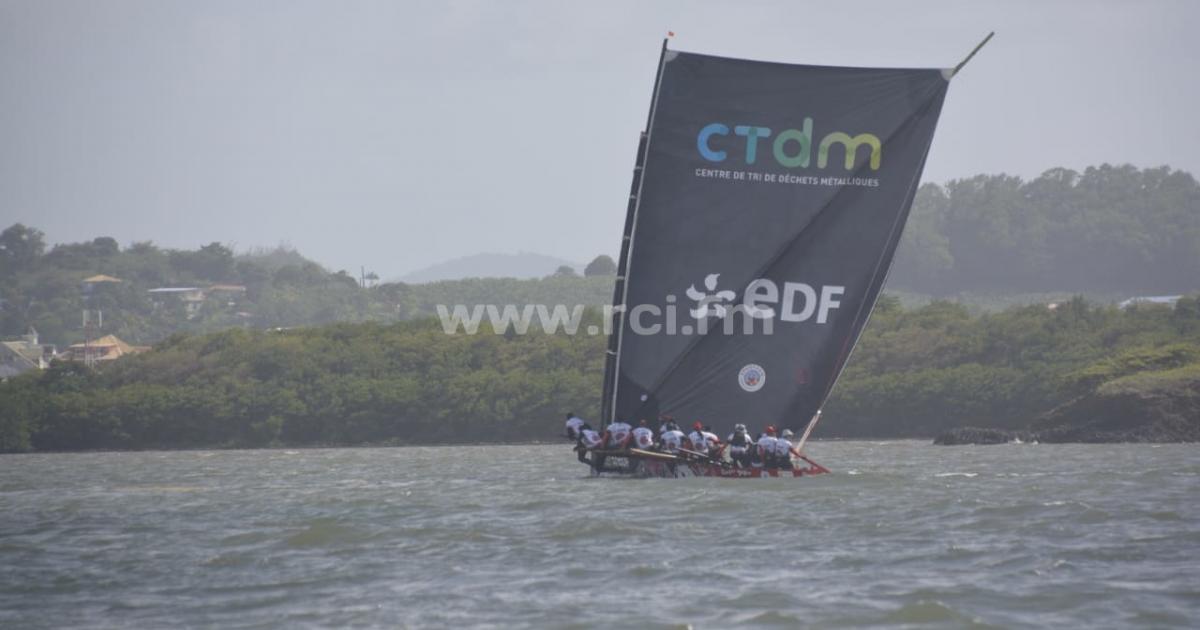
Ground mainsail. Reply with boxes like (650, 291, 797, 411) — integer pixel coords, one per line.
(602, 44, 951, 438)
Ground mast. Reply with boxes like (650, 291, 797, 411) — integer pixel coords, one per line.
(601, 38, 669, 427)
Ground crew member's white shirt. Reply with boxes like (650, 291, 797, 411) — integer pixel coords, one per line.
(580, 429, 603, 449)
(606, 422, 632, 447)
(757, 435, 779, 458)
(773, 437, 795, 460)
(631, 426, 654, 449)
(661, 429, 685, 452)
(565, 416, 585, 438)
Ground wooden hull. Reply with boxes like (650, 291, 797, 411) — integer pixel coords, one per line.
(684, 463, 828, 478)
(586, 449, 829, 479)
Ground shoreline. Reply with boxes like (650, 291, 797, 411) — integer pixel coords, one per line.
(5, 435, 1196, 457)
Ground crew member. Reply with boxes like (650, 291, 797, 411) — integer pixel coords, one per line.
(660, 423, 686, 454)
(631, 419, 655, 450)
(564, 413, 586, 440)
(757, 425, 779, 468)
(773, 429, 802, 470)
(603, 419, 633, 451)
(687, 422, 721, 459)
(686, 422, 707, 455)
(656, 419, 680, 449)
(577, 425, 603, 464)
(704, 425, 722, 461)
(578, 427, 604, 465)
(726, 423, 755, 468)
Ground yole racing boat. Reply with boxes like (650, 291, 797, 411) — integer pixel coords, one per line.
(580, 36, 987, 477)
(587, 446, 831, 479)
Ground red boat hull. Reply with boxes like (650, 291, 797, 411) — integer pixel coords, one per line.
(684, 462, 828, 478)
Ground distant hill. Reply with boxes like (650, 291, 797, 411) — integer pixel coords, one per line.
(397, 252, 585, 283)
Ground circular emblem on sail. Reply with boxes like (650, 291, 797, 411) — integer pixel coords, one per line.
(738, 364, 766, 392)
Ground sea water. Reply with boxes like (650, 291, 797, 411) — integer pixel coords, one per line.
(1, 441, 1196, 628)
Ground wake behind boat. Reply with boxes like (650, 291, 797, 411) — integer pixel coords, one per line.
(573, 36, 987, 477)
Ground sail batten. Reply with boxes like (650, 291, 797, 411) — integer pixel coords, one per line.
(606, 48, 949, 437)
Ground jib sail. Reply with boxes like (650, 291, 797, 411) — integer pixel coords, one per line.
(604, 46, 951, 437)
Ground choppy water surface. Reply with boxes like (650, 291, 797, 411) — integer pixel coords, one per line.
(1, 442, 1197, 628)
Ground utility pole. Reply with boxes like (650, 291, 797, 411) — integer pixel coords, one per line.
(82, 308, 101, 368)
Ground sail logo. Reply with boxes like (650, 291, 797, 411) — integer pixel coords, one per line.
(685, 273, 845, 324)
(738, 364, 766, 392)
(697, 120, 882, 171)
(686, 273, 737, 318)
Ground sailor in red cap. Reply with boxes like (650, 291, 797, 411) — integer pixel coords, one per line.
(757, 425, 779, 468)
(686, 422, 709, 456)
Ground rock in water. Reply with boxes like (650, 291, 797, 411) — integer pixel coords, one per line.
(933, 427, 1023, 445)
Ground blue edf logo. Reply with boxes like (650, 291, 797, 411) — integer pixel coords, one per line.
(697, 119, 882, 171)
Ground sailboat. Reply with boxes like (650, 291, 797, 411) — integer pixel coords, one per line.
(585, 36, 990, 477)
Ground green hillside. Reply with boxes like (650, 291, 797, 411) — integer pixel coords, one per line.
(2, 297, 1197, 452)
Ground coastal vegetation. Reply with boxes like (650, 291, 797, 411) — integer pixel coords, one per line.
(1, 296, 1197, 452)
(2, 163, 1198, 451)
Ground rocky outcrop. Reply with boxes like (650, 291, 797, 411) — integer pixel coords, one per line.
(926, 424, 1041, 444)
(933, 427, 1031, 445)
(1032, 376, 1200, 443)
(935, 373, 1200, 445)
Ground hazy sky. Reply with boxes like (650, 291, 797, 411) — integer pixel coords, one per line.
(2, 0, 1197, 278)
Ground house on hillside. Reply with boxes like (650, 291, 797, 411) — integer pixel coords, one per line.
(148, 287, 206, 318)
(206, 284, 248, 306)
(81, 274, 122, 294)
(1118, 295, 1182, 309)
(58, 334, 150, 364)
(147, 285, 248, 318)
(0, 327, 54, 380)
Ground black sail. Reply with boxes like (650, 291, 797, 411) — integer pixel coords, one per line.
(606, 49, 949, 436)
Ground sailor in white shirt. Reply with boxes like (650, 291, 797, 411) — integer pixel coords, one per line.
(659, 426, 686, 453)
(773, 429, 801, 469)
(756, 426, 779, 468)
(630, 420, 655, 450)
(576, 426, 602, 464)
(655, 419, 679, 446)
(579, 427, 603, 450)
(564, 413, 586, 440)
(604, 420, 633, 450)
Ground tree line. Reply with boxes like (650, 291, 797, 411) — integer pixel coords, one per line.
(0, 224, 614, 348)
(2, 296, 1197, 452)
(3, 165, 1198, 349)
(891, 165, 1200, 296)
